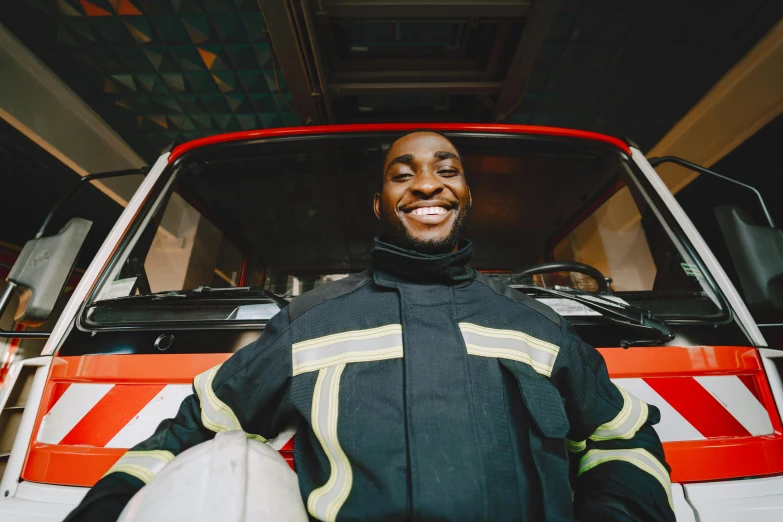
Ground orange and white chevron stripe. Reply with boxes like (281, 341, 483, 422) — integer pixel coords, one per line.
(35, 376, 774, 449)
(36, 382, 296, 449)
(21, 347, 783, 487)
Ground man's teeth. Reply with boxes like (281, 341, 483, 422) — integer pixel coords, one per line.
(410, 207, 448, 216)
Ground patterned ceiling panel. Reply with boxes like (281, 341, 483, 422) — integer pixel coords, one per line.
(6, 0, 298, 161)
(3, 1, 782, 161)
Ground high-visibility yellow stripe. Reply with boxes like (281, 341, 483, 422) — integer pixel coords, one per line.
(103, 449, 175, 484)
(590, 385, 649, 441)
(293, 325, 404, 376)
(294, 346, 403, 376)
(307, 364, 352, 522)
(578, 448, 673, 509)
(308, 368, 331, 514)
(459, 323, 559, 355)
(464, 345, 555, 376)
(293, 324, 402, 352)
(194, 364, 267, 442)
(459, 323, 560, 377)
(566, 439, 587, 454)
(329, 366, 352, 521)
(106, 464, 154, 484)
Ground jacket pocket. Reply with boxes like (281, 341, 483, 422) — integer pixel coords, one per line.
(500, 358, 570, 463)
(501, 359, 574, 521)
(500, 359, 569, 437)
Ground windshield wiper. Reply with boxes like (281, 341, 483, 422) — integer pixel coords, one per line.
(191, 286, 290, 309)
(98, 286, 290, 309)
(512, 285, 674, 348)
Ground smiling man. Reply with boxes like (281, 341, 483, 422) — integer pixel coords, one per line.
(68, 131, 675, 522)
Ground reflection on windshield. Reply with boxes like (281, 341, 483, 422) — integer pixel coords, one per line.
(487, 272, 600, 293)
(274, 273, 351, 298)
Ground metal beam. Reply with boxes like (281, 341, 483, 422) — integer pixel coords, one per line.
(341, 109, 466, 123)
(299, 0, 335, 123)
(648, 17, 783, 194)
(336, 57, 481, 72)
(484, 22, 511, 79)
(348, 46, 473, 60)
(330, 81, 503, 97)
(588, 18, 783, 266)
(493, 0, 563, 121)
(478, 95, 497, 113)
(0, 24, 143, 209)
(330, 69, 488, 83)
(323, 0, 532, 19)
(257, 0, 321, 124)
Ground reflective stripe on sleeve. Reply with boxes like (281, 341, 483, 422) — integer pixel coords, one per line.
(458, 322, 560, 377)
(307, 364, 352, 522)
(578, 448, 673, 509)
(566, 439, 586, 454)
(193, 364, 266, 443)
(590, 384, 649, 441)
(103, 449, 174, 484)
(292, 324, 403, 376)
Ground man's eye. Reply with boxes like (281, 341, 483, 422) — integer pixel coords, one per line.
(439, 169, 459, 176)
(392, 173, 412, 181)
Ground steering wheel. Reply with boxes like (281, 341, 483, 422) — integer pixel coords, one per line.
(514, 261, 611, 293)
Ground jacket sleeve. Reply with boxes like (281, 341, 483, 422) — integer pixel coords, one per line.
(550, 321, 675, 522)
(64, 308, 296, 522)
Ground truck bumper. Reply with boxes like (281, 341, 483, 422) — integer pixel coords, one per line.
(0, 482, 86, 522)
(684, 473, 783, 521)
(1, 475, 782, 521)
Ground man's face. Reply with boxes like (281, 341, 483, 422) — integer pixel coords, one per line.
(374, 132, 472, 254)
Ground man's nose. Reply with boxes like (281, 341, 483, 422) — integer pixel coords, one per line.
(409, 170, 444, 198)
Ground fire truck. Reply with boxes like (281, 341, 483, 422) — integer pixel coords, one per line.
(1, 124, 782, 521)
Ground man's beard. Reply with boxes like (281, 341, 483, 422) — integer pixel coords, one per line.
(380, 201, 472, 255)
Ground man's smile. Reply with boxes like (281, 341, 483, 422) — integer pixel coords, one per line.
(400, 201, 456, 225)
(409, 206, 447, 216)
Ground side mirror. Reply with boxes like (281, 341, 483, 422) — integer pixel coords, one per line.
(6, 218, 92, 326)
(715, 205, 783, 316)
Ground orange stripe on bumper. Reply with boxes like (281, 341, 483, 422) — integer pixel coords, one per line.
(23, 444, 126, 487)
(665, 436, 783, 483)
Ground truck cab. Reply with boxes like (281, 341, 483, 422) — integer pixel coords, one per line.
(1, 124, 782, 521)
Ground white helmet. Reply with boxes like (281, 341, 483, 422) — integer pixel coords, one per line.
(118, 431, 308, 522)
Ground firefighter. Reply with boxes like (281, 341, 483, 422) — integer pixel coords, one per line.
(67, 131, 675, 521)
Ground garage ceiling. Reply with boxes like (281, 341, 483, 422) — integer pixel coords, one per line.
(3, 0, 781, 162)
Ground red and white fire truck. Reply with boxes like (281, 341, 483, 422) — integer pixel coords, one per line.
(1, 124, 782, 521)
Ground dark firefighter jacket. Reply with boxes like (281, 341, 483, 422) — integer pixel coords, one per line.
(67, 239, 675, 522)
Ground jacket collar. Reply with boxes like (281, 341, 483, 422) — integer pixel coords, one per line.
(371, 237, 475, 286)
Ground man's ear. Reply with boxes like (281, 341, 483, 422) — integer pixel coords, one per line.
(373, 193, 382, 220)
(468, 188, 472, 208)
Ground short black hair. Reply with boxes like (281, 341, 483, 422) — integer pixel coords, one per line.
(383, 129, 463, 166)
(379, 130, 464, 190)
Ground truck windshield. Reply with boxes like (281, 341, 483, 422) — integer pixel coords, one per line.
(84, 133, 721, 328)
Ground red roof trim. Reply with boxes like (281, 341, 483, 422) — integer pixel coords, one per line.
(168, 124, 630, 163)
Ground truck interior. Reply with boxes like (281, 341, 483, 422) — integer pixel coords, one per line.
(75, 132, 727, 350)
